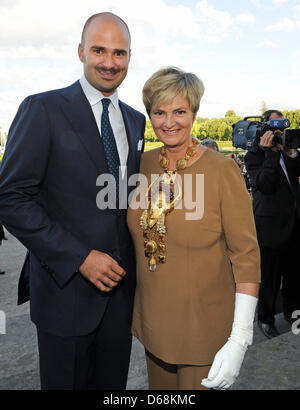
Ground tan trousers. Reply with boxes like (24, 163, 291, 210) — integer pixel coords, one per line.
(145, 350, 211, 390)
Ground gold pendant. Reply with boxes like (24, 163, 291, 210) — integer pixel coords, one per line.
(176, 159, 187, 170)
(160, 156, 169, 169)
(140, 167, 184, 272)
(186, 145, 198, 158)
(145, 240, 157, 254)
(149, 256, 157, 272)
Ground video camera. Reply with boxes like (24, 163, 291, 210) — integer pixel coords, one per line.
(232, 116, 300, 152)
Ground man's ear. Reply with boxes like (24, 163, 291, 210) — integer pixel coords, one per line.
(78, 43, 84, 63)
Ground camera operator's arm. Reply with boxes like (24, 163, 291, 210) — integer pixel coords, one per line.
(262, 132, 298, 158)
(263, 131, 300, 175)
(244, 131, 281, 194)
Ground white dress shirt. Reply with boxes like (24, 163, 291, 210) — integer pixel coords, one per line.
(79, 75, 129, 177)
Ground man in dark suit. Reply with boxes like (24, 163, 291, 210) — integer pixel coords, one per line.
(0, 12, 145, 389)
(245, 110, 300, 339)
(0, 223, 7, 274)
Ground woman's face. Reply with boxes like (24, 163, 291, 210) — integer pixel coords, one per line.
(150, 93, 196, 149)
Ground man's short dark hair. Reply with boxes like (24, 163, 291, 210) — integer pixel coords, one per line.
(81, 12, 131, 46)
(262, 109, 283, 122)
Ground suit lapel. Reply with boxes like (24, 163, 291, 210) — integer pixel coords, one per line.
(60, 84, 140, 180)
(60, 81, 109, 176)
(119, 101, 138, 178)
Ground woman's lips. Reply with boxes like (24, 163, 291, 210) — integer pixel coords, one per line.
(163, 129, 180, 135)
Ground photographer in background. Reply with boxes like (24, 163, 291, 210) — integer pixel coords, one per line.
(244, 110, 300, 338)
(238, 155, 252, 195)
(200, 138, 219, 152)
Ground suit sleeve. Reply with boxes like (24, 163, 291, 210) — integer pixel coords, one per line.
(0, 96, 91, 288)
(244, 150, 281, 194)
(220, 159, 261, 284)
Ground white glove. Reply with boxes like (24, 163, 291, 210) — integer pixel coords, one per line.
(201, 292, 258, 390)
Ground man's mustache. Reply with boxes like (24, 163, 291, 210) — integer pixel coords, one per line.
(96, 67, 121, 75)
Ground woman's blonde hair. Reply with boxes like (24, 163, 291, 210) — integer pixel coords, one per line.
(142, 66, 205, 116)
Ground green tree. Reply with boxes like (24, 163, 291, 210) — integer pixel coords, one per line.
(261, 101, 267, 114)
(0, 127, 8, 146)
(225, 110, 236, 117)
(144, 121, 158, 142)
(282, 110, 300, 129)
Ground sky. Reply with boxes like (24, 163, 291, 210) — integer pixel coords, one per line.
(0, 0, 300, 134)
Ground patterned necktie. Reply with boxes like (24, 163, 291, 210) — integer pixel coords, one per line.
(101, 98, 120, 201)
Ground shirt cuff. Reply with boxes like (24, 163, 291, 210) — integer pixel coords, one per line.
(287, 150, 299, 158)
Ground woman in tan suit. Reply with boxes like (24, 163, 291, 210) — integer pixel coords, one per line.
(127, 67, 260, 390)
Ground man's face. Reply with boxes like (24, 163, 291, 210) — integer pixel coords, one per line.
(269, 112, 283, 121)
(78, 18, 131, 96)
(269, 112, 284, 134)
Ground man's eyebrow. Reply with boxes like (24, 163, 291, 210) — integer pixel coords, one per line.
(91, 46, 128, 54)
(91, 46, 104, 50)
(115, 48, 128, 54)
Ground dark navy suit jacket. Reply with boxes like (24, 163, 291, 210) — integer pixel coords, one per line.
(0, 81, 145, 336)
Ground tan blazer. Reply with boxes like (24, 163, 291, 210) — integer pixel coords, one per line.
(127, 147, 260, 366)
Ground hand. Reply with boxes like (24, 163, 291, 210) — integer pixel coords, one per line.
(201, 339, 247, 390)
(79, 250, 125, 292)
(259, 131, 282, 152)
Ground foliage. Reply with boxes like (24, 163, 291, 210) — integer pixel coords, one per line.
(191, 114, 243, 141)
(261, 101, 267, 114)
(144, 121, 159, 142)
(282, 109, 300, 129)
(144, 109, 300, 143)
(0, 127, 7, 146)
(225, 110, 237, 117)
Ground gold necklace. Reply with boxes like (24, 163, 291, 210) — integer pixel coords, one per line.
(140, 137, 200, 271)
(160, 136, 200, 172)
